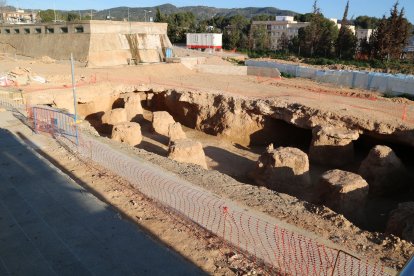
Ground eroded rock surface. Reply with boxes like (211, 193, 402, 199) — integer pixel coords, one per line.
(101, 108, 128, 126)
(386, 202, 414, 243)
(319, 169, 368, 224)
(309, 126, 359, 167)
(123, 93, 143, 121)
(359, 145, 408, 196)
(168, 139, 208, 169)
(252, 145, 311, 199)
(152, 111, 175, 136)
(168, 122, 187, 141)
(111, 122, 142, 146)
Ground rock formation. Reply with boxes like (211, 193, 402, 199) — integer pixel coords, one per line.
(111, 122, 142, 146)
(101, 108, 128, 126)
(319, 170, 368, 224)
(152, 111, 175, 136)
(359, 145, 408, 196)
(168, 139, 208, 169)
(309, 126, 359, 167)
(168, 122, 187, 141)
(123, 93, 143, 122)
(252, 145, 311, 199)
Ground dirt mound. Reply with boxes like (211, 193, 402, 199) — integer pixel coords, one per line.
(111, 122, 142, 146)
(152, 111, 176, 136)
(168, 139, 208, 169)
(252, 145, 311, 199)
(168, 122, 187, 141)
(387, 202, 414, 243)
(359, 145, 409, 196)
(319, 169, 368, 224)
(102, 108, 128, 126)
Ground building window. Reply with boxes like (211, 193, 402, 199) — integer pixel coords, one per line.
(46, 28, 54, 34)
(14, 29, 20, 34)
(24, 28, 30, 34)
(75, 26, 84, 33)
(35, 28, 42, 34)
(5, 29, 10, 34)
(60, 27, 68, 33)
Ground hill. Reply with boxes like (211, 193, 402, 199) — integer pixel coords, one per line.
(80, 4, 298, 21)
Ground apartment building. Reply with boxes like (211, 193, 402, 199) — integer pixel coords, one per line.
(251, 16, 357, 50)
(0, 9, 37, 24)
(355, 28, 373, 42)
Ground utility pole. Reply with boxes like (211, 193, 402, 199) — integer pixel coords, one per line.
(128, 7, 130, 22)
(70, 53, 79, 146)
(53, 1, 57, 22)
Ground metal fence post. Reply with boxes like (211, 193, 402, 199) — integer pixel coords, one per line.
(33, 108, 38, 134)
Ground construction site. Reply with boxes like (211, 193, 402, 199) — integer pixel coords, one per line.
(1, 20, 414, 275)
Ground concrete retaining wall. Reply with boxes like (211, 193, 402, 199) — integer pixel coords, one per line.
(246, 60, 414, 96)
(0, 20, 172, 67)
(195, 64, 280, 77)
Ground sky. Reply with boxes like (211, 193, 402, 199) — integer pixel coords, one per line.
(7, 0, 414, 23)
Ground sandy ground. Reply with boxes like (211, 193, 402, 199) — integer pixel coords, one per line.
(1, 54, 414, 271)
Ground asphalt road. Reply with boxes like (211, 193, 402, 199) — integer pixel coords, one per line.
(0, 112, 204, 276)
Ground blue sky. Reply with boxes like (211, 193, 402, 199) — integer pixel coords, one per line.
(9, 0, 414, 23)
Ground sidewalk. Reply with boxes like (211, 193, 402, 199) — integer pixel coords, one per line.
(0, 111, 204, 275)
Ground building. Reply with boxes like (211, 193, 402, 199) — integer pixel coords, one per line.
(186, 33, 222, 51)
(403, 35, 414, 59)
(251, 16, 356, 50)
(251, 16, 308, 50)
(0, 20, 172, 67)
(355, 29, 373, 42)
(0, 9, 38, 24)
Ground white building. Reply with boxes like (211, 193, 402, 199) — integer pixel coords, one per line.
(356, 29, 373, 42)
(251, 16, 357, 50)
(251, 16, 308, 50)
(0, 9, 37, 24)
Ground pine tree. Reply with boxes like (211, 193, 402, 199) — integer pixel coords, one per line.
(370, 1, 411, 61)
(335, 1, 357, 59)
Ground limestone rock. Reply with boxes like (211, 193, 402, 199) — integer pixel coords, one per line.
(319, 170, 368, 223)
(123, 93, 143, 121)
(309, 126, 359, 167)
(168, 122, 187, 141)
(386, 202, 414, 243)
(168, 139, 208, 169)
(111, 122, 142, 146)
(152, 111, 175, 136)
(101, 108, 127, 125)
(253, 145, 311, 198)
(359, 145, 408, 196)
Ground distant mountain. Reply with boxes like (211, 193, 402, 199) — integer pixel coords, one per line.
(75, 4, 298, 21)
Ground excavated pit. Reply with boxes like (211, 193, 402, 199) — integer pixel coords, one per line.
(76, 87, 414, 236)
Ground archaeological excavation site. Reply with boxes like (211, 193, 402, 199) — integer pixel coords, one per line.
(1, 21, 414, 276)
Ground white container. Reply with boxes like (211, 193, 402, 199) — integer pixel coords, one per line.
(186, 33, 222, 50)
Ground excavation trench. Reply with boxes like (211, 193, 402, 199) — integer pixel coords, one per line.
(75, 87, 414, 237)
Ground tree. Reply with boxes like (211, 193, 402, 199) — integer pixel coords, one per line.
(0, 0, 7, 23)
(154, 8, 165, 23)
(279, 32, 290, 53)
(370, 16, 390, 60)
(335, 1, 357, 59)
(223, 15, 250, 50)
(250, 24, 270, 51)
(299, 3, 338, 58)
(354, 16, 380, 29)
(370, 1, 411, 61)
(66, 12, 80, 22)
